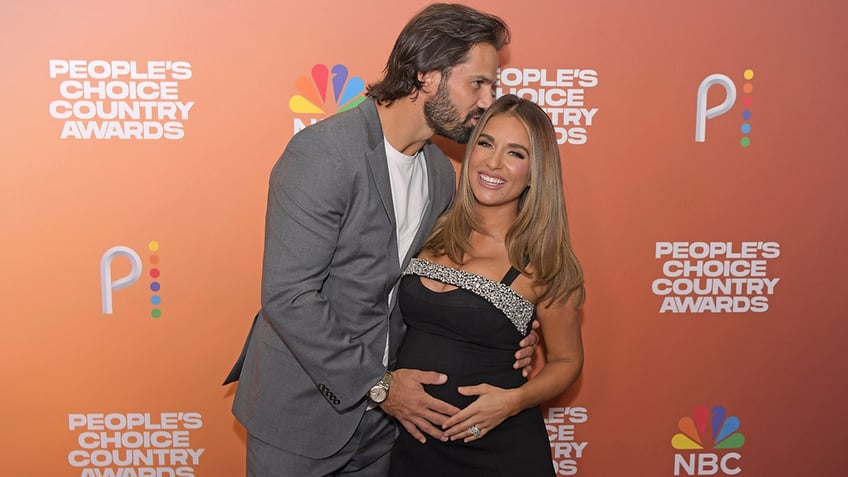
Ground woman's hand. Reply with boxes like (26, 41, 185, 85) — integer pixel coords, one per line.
(440, 383, 521, 443)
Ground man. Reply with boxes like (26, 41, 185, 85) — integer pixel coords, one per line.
(226, 4, 536, 475)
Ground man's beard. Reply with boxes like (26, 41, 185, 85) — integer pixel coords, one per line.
(423, 82, 484, 144)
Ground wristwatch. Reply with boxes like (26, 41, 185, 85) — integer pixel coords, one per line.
(368, 370, 393, 403)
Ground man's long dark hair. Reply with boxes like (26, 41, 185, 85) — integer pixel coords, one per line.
(367, 3, 510, 105)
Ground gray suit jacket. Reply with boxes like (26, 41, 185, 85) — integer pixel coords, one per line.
(231, 98, 456, 458)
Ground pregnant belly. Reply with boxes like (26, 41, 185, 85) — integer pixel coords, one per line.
(396, 328, 526, 408)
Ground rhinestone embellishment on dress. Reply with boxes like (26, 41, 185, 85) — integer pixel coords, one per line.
(404, 258, 535, 335)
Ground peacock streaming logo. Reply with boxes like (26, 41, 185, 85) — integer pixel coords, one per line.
(289, 64, 367, 134)
(672, 405, 745, 476)
(695, 69, 755, 147)
(100, 241, 163, 318)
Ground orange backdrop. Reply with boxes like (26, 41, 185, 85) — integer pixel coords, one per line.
(2, 0, 846, 475)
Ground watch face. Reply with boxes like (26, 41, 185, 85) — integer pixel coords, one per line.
(370, 386, 387, 403)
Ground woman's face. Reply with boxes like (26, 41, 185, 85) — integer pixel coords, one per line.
(467, 114, 532, 211)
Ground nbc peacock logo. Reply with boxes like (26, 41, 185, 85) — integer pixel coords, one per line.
(672, 405, 745, 476)
(289, 64, 366, 133)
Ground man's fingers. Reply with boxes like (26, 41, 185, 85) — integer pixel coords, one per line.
(398, 416, 448, 443)
(519, 333, 537, 348)
(398, 419, 427, 444)
(417, 419, 446, 440)
(409, 370, 448, 385)
(513, 355, 532, 369)
(424, 399, 460, 419)
(419, 407, 455, 427)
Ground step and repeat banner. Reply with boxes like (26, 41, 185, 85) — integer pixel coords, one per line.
(2, 0, 845, 475)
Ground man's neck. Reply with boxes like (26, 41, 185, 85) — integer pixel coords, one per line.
(376, 96, 433, 156)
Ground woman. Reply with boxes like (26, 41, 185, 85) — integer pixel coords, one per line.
(388, 94, 585, 476)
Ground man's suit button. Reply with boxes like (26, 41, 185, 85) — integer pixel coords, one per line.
(317, 384, 341, 405)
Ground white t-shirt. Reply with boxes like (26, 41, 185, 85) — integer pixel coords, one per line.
(371, 139, 429, 403)
(385, 138, 430, 267)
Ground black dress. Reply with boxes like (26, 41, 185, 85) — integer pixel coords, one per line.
(389, 258, 554, 476)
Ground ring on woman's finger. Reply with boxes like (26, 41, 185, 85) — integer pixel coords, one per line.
(468, 424, 481, 438)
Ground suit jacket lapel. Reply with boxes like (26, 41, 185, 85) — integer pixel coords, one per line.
(366, 145, 395, 232)
(360, 99, 400, 275)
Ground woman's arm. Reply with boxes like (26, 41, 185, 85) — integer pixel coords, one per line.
(440, 292, 584, 442)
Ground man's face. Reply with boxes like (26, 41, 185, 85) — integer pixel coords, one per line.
(423, 43, 499, 144)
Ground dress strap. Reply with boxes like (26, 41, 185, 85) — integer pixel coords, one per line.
(500, 267, 521, 286)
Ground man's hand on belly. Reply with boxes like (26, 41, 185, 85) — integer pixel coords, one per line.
(380, 369, 461, 443)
